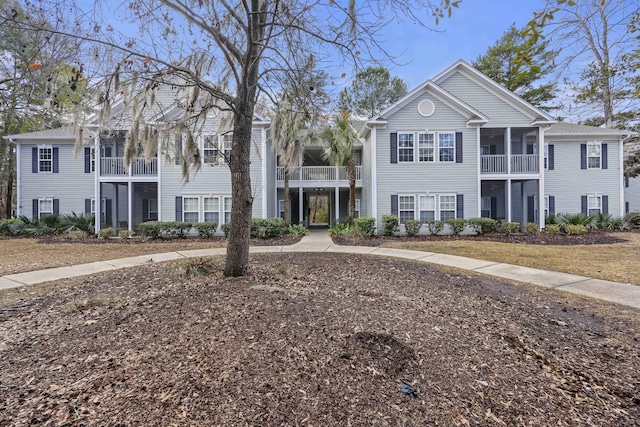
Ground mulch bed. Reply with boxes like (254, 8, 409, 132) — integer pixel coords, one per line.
(333, 229, 629, 247)
(34, 234, 302, 246)
(1, 253, 639, 426)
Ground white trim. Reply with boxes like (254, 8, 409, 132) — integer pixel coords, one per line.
(476, 127, 481, 217)
(620, 137, 625, 216)
(94, 134, 101, 233)
(37, 145, 53, 173)
(38, 197, 54, 218)
(397, 194, 416, 224)
(15, 140, 20, 217)
(127, 183, 133, 231)
(539, 127, 546, 230)
(371, 126, 378, 228)
(587, 141, 602, 169)
(261, 127, 267, 219)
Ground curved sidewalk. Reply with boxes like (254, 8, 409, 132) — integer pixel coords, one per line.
(1, 231, 639, 309)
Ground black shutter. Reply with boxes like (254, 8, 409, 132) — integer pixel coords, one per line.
(456, 194, 464, 218)
(527, 196, 535, 223)
(490, 197, 497, 219)
(455, 132, 463, 163)
(53, 199, 59, 215)
(176, 196, 183, 221)
(52, 147, 59, 173)
(580, 144, 587, 169)
(84, 147, 91, 173)
(626, 202, 629, 214)
(32, 199, 38, 219)
(548, 144, 554, 170)
(549, 196, 555, 216)
(625, 176, 629, 187)
(581, 195, 588, 214)
(105, 199, 112, 225)
(85, 199, 92, 214)
(601, 143, 608, 169)
(32, 147, 38, 173)
(391, 195, 398, 216)
(390, 133, 397, 164)
(602, 195, 608, 215)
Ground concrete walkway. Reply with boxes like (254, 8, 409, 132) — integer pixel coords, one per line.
(1, 229, 639, 309)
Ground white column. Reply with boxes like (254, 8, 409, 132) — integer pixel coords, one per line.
(506, 127, 511, 175)
(335, 187, 340, 225)
(476, 127, 481, 217)
(112, 184, 118, 230)
(506, 179, 512, 223)
(299, 188, 304, 227)
(261, 127, 267, 219)
(128, 182, 133, 231)
(619, 136, 625, 216)
(94, 134, 101, 234)
(371, 126, 378, 228)
(538, 127, 545, 230)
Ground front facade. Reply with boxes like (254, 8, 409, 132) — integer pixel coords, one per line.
(6, 60, 633, 234)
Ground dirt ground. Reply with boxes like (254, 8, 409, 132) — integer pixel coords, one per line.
(1, 253, 639, 426)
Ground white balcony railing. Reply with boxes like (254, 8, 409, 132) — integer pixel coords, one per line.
(481, 154, 539, 174)
(277, 165, 361, 182)
(481, 155, 507, 174)
(100, 157, 158, 176)
(511, 154, 539, 173)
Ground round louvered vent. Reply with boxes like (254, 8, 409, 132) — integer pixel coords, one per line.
(418, 99, 435, 117)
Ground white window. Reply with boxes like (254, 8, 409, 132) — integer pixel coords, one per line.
(148, 199, 158, 220)
(183, 196, 199, 224)
(38, 145, 53, 172)
(223, 196, 232, 223)
(355, 198, 361, 218)
(398, 133, 414, 162)
(543, 144, 548, 170)
(439, 195, 456, 221)
(203, 135, 219, 164)
(419, 195, 436, 221)
(398, 195, 415, 224)
(221, 133, 233, 162)
(204, 197, 220, 224)
(481, 197, 491, 218)
(418, 133, 435, 162)
(39, 198, 53, 218)
(90, 198, 96, 215)
(544, 195, 550, 219)
(588, 194, 602, 216)
(587, 142, 601, 169)
(438, 133, 455, 162)
(278, 199, 285, 219)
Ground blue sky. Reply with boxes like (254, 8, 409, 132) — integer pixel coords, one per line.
(379, 0, 547, 88)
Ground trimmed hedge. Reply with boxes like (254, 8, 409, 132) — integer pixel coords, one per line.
(137, 221, 192, 238)
(446, 218, 466, 235)
(382, 214, 399, 236)
(251, 217, 285, 238)
(426, 220, 444, 235)
(499, 221, 520, 235)
(221, 222, 231, 237)
(467, 217, 497, 235)
(404, 219, 422, 237)
(193, 222, 218, 238)
(354, 216, 376, 237)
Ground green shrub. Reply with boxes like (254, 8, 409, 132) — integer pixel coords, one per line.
(285, 223, 308, 236)
(137, 221, 162, 238)
(565, 224, 587, 235)
(251, 217, 285, 238)
(525, 222, 539, 235)
(467, 217, 497, 235)
(354, 216, 376, 237)
(623, 211, 640, 229)
(0, 218, 18, 236)
(58, 213, 95, 234)
(221, 222, 231, 237)
(446, 218, 466, 235)
(426, 220, 444, 235)
(545, 224, 561, 234)
(162, 221, 192, 238)
(556, 212, 595, 231)
(382, 214, 399, 236)
(329, 223, 350, 235)
(545, 214, 557, 225)
(404, 219, 422, 237)
(99, 227, 115, 238)
(499, 221, 520, 235)
(193, 222, 218, 238)
(592, 213, 613, 230)
(118, 229, 132, 239)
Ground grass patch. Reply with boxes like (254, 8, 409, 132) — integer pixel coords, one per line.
(381, 232, 640, 286)
(60, 293, 119, 313)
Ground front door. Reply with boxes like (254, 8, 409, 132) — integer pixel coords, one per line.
(308, 194, 329, 226)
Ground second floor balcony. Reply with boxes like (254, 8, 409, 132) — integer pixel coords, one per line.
(481, 154, 539, 175)
(277, 165, 362, 186)
(100, 157, 158, 177)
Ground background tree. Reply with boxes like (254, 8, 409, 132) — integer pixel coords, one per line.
(322, 114, 358, 226)
(7, 0, 458, 277)
(473, 24, 558, 110)
(339, 66, 407, 118)
(0, 0, 83, 218)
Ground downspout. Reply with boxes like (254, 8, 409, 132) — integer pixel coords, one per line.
(365, 123, 378, 232)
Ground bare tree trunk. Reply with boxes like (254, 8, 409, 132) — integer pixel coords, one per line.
(347, 155, 356, 226)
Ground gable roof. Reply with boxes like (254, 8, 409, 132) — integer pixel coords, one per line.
(545, 122, 636, 138)
(431, 59, 556, 125)
(370, 79, 489, 126)
(3, 126, 77, 141)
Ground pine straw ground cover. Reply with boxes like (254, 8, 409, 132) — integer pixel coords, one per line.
(1, 253, 639, 426)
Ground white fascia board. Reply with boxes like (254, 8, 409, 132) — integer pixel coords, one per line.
(432, 59, 556, 123)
